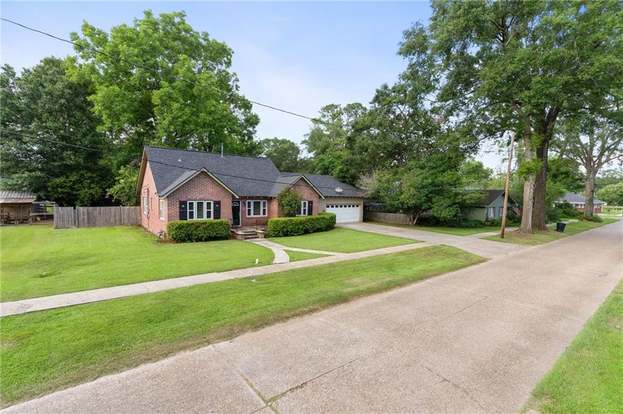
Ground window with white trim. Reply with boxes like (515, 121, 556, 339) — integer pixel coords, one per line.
(159, 199, 166, 220)
(187, 201, 213, 220)
(142, 193, 149, 216)
(246, 200, 267, 217)
(298, 200, 308, 216)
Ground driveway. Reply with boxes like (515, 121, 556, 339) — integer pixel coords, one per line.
(341, 222, 526, 258)
(3, 221, 622, 413)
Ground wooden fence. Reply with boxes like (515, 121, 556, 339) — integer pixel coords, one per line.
(54, 206, 140, 229)
(364, 211, 413, 225)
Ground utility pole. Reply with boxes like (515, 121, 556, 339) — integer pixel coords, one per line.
(500, 131, 516, 239)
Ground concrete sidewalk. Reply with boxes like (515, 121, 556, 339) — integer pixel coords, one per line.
(3, 220, 621, 413)
(0, 241, 427, 317)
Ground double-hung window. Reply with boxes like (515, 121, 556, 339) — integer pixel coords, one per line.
(142, 193, 149, 216)
(298, 200, 308, 216)
(159, 199, 166, 220)
(187, 201, 213, 220)
(246, 200, 267, 217)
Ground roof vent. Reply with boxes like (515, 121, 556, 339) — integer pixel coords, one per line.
(177, 158, 182, 163)
(335, 187, 343, 193)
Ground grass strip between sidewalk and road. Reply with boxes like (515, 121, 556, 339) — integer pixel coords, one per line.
(0, 245, 484, 407)
(269, 227, 417, 253)
(524, 280, 623, 414)
(484, 218, 618, 246)
(368, 221, 497, 236)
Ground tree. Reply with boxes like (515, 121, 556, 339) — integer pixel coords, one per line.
(554, 117, 623, 217)
(71, 10, 260, 169)
(0, 58, 112, 205)
(260, 138, 302, 172)
(107, 165, 139, 205)
(401, 0, 623, 232)
(597, 182, 623, 206)
(277, 188, 301, 217)
(460, 160, 493, 189)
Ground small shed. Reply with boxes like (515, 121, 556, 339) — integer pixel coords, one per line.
(0, 191, 36, 224)
(464, 189, 519, 222)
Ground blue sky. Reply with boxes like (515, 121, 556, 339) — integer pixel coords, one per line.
(1, 1, 503, 169)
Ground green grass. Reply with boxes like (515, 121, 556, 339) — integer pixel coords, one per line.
(0, 225, 273, 301)
(284, 249, 329, 262)
(525, 281, 623, 414)
(483, 218, 617, 246)
(269, 227, 417, 253)
(0, 246, 484, 406)
(369, 221, 497, 236)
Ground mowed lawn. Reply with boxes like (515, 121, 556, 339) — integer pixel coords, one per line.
(0, 225, 273, 301)
(285, 249, 329, 262)
(269, 227, 417, 253)
(525, 281, 623, 414)
(0, 246, 484, 406)
(484, 218, 618, 246)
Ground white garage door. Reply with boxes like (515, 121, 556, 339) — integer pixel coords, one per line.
(325, 203, 361, 223)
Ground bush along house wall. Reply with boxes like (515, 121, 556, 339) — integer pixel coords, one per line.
(267, 212, 336, 237)
(167, 219, 230, 242)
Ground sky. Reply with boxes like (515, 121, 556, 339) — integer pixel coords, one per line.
(1, 1, 505, 170)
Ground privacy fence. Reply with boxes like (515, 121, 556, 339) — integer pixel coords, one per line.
(54, 206, 140, 229)
(364, 211, 413, 225)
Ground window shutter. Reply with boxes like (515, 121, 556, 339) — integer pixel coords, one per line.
(179, 201, 187, 220)
(307, 200, 313, 216)
(213, 201, 221, 219)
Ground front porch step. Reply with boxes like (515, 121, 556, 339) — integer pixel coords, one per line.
(231, 227, 265, 240)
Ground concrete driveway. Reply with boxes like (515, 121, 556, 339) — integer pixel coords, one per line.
(3, 221, 622, 414)
(340, 222, 526, 258)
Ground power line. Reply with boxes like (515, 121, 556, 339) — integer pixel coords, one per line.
(2, 129, 354, 192)
(0, 17, 321, 123)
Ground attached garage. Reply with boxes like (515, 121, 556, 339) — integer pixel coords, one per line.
(325, 202, 362, 223)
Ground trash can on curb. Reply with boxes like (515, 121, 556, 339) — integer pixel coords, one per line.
(556, 222, 566, 232)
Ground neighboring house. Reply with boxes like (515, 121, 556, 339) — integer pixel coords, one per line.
(0, 190, 36, 224)
(137, 146, 366, 235)
(464, 189, 519, 222)
(556, 192, 604, 213)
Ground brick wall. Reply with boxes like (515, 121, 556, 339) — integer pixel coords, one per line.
(167, 171, 233, 225)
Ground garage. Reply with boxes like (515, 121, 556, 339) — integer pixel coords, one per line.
(325, 203, 362, 223)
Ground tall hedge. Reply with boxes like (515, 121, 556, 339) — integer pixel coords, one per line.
(267, 212, 336, 237)
(167, 219, 230, 242)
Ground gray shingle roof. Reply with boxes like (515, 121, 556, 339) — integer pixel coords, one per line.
(558, 192, 604, 205)
(467, 189, 517, 207)
(0, 190, 36, 203)
(144, 147, 365, 198)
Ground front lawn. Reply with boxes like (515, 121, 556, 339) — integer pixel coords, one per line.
(269, 227, 417, 253)
(483, 218, 617, 246)
(524, 281, 623, 414)
(0, 225, 273, 301)
(285, 249, 329, 262)
(0, 245, 484, 406)
(369, 221, 496, 236)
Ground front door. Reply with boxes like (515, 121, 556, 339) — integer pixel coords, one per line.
(232, 200, 241, 227)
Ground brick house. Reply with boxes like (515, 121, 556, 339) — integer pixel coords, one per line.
(556, 192, 605, 214)
(137, 147, 366, 236)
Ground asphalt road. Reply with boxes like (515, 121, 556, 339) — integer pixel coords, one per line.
(3, 221, 622, 414)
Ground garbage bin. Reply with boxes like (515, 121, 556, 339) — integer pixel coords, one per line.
(556, 222, 566, 232)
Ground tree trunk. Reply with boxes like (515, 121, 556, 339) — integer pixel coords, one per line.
(520, 134, 536, 233)
(584, 172, 596, 218)
(531, 141, 549, 230)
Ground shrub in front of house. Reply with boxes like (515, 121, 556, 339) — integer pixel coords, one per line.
(267, 212, 336, 237)
(167, 219, 230, 242)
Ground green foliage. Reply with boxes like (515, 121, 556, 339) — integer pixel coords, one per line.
(266, 212, 335, 237)
(167, 219, 230, 242)
(556, 202, 583, 219)
(580, 214, 603, 223)
(460, 160, 493, 189)
(547, 158, 584, 193)
(260, 138, 302, 172)
(597, 182, 623, 205)
(107, 165, 139, 206)
(518, 159, 543, 179)
(71, 10, 260, 168)
(0, 58, 112, 206)
(277, 188, 301, 217)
